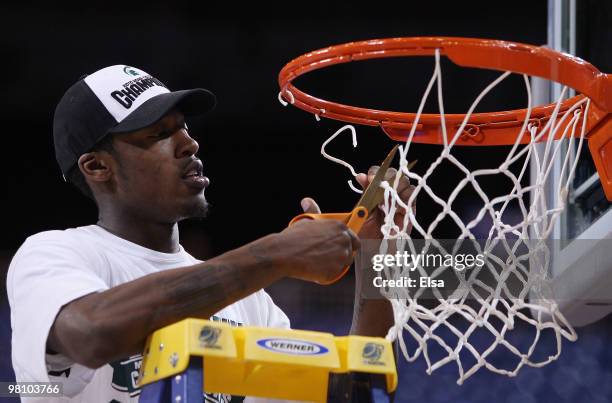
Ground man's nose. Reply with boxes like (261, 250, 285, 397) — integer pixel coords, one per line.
(175, 128, 199, 158)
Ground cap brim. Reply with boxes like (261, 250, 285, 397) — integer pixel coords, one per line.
(108, 88, 216, 134)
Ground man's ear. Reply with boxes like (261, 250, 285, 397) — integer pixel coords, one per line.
(77, 152, 113, 183)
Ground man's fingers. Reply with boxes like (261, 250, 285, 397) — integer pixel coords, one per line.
(367, 166, 402, 183)
(366, 164, 412, 201)
(384, 167, 398, 181)
(363, 163, 415, 218)
(398, 183, 415, 200)
(355, 173, 368, 189)
(300, 197, 321, 214)
(367, 165, 380, 177)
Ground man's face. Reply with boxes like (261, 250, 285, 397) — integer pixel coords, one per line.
(107, 110, 209, 222)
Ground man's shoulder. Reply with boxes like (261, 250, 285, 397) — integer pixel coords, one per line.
(7, 226, 108, 300)
(22, 225, 98, 246)
(12, 226, 102, 266)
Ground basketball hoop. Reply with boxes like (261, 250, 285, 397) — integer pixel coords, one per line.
(278, 37, 612, 384)
(278, 37, 612, 198)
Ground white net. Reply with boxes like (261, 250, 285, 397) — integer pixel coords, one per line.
(278, 48, 590, 384)
(374, 50, 584, 384)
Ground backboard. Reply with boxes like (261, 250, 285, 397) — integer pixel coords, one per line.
(539, 0, 612, 326)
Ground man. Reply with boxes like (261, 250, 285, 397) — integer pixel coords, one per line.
(8, 65, 412, 402)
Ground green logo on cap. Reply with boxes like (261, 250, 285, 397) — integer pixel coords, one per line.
(123, 66, 139, 76)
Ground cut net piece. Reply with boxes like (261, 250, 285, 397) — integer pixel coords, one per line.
(377, 49, 581, 384)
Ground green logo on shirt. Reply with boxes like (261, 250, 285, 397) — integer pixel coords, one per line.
(110, 354, 142, 397)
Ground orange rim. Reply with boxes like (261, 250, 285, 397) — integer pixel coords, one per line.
(278, 37, 611, 146)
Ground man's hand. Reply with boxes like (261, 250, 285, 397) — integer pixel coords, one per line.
(275, 197, 360, 284)
(355, 166, 415, 239)
(351, 164, 415, 336)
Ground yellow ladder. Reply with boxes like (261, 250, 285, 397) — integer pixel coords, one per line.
(138, 318, 397, 402)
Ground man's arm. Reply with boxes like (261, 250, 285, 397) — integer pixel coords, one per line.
(349, 251, 394, 337)
(47, 219, 359, 368)
(348, 166, 415, 337)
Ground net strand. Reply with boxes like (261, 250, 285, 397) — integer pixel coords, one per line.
(320, 124, 363, 194)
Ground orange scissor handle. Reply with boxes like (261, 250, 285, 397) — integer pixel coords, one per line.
(289, 206, 369, 232)
(288, 206, 369, 284)
(289, 212, 351, 225)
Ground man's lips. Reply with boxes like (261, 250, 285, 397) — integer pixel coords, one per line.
(182, 159, 209, 190)
(182, 159, 204, 178)
(183, 175, 210, 190)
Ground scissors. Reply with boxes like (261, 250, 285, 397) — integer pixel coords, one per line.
(289, 145, 416, 283)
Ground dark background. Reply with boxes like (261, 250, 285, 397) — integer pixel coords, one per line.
(0, 1, 555, 250)
(1, 1, 612, 402)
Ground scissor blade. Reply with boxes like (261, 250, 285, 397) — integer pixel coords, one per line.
(355, 145, 399, 214)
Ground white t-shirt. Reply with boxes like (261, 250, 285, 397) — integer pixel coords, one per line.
(7, 225, 291, 403)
